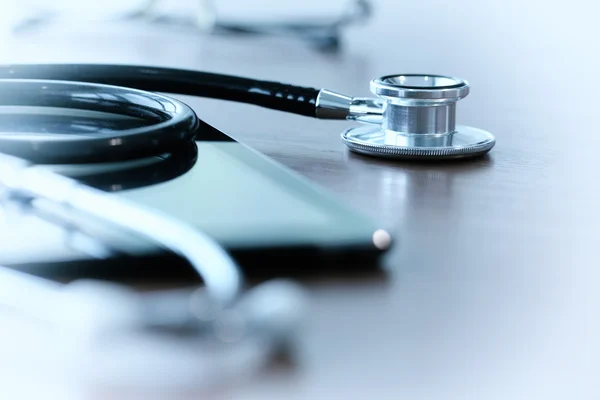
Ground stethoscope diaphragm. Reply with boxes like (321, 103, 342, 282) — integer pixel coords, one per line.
(338, 74, 495, 159)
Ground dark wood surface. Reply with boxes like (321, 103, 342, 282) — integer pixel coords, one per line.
(1, 1, 599, 398)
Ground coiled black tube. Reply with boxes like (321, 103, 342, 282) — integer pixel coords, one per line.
(0, 64, 321, 117)
(0, 79, 200, 163)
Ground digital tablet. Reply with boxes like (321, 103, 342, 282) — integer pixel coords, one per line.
(1, 120, 391, 279)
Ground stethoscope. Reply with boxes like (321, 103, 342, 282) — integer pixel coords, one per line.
(0, 63, 495, 164)
(0, 62, 489, 389)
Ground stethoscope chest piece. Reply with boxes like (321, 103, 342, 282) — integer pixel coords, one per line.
(341, 74, 495, 160)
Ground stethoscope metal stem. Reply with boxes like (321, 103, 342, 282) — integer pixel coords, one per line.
(383, 103, 456, 134)
(315, 89, 383, 124)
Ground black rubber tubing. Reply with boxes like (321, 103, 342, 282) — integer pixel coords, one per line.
(0, 64, 321, 117)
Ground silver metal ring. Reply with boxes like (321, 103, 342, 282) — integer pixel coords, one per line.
(342, 125, 495, 160)
(371, 74, 469, 102)
(340, 74, 496, 160)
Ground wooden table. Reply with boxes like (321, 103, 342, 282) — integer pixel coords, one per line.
(1, 0, 598, 398)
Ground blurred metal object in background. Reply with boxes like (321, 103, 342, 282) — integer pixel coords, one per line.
(0, 151, 306, 392)
(136, 0, 372, 50)
(10, 0, 372, 51)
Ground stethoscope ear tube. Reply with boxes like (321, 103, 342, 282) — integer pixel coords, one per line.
(0, 64, 322, 117)
(0, 64, 326, 164)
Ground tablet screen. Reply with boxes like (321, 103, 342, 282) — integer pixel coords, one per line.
(0, 121, 386, 271)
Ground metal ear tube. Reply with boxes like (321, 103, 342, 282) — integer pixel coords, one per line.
(0, 151, 306, 388)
